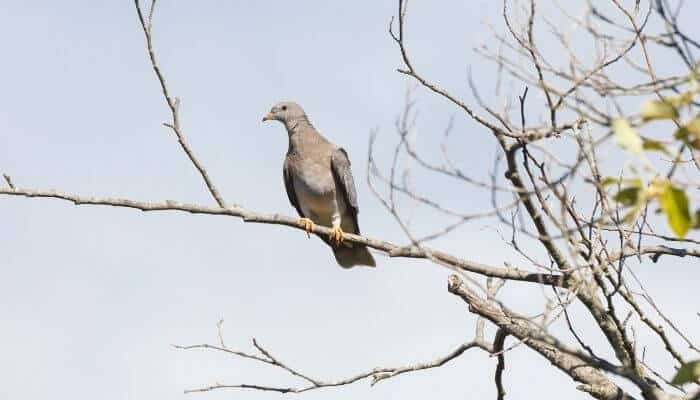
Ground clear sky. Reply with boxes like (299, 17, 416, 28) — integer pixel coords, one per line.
(1, 1, 698, 399)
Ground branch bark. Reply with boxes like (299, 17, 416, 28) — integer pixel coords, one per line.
(0, 185, 564, 287)
(448, 275, 643, 400)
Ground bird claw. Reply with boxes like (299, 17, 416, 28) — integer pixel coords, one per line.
(329, 226, 345, 246)
(297, 217, 315, 238)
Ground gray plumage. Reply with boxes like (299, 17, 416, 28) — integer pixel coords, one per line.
(263, 101, 376, 268)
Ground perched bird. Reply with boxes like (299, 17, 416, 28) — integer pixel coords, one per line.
(262, 101, 376, 268)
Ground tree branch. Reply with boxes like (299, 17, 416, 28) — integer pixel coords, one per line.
(134, 0, 227, 208)
(176, 336, 492, 394)
(447, 274, 645, 400)
(0, 185, 565, 287)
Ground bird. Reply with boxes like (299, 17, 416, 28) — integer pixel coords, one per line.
(262, 101, 376, 268)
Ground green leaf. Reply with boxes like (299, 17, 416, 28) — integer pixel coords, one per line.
(601, 177, 644, 189)
(666, 91, 696, 107)
(694, 209, 700, 229)
(601, 177, 620, 187)
(659, 184, 691, 238)
(671, 360, 700, 385)
(627, 178, 643, 188)
(616, 181, 647, 223)
(675, 126, 690, 140)
(641, 137, 669, 154)
(641, 100, 679, 121)
(614, 187, 641, 207)
(613, 118, 643, 154)
(667, 78, 699, 106)
(674, 127, 700, 150)
(688, 117, 700, 132)
(681, 117, 700, 149)
(623, 205, 642, 224)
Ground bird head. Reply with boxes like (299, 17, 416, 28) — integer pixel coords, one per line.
(262, 101, 306, 124)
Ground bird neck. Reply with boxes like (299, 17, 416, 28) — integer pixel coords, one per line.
(286, 117, 321, 153)
(285, 115, 314, 134)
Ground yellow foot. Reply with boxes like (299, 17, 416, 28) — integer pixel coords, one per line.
(297, 217, 315, 238)
(329, 226, 345, 247)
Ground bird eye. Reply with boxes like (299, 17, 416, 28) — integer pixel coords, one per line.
(281, 105, 287, 111)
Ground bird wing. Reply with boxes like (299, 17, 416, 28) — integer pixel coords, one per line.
(330, 147, 361, 233)
(283, 157, 305, 218)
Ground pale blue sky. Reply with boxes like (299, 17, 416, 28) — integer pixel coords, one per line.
(1, 1, 699, 399)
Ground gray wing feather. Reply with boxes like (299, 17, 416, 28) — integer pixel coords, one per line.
(283, 158, 305, 218)
(330, 148, 360, 232)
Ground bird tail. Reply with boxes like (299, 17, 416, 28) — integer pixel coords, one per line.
(331, 243, 376, 268)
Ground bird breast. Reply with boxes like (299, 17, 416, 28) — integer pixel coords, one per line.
(291, 158, 339, 222)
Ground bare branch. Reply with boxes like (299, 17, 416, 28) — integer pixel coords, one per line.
(0, 186, 566, 287)
(133, 0, 227, 208)
(448, 275, 645, 400)
(177, 335, 492, 394)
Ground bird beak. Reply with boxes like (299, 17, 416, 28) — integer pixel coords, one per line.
(262, 113, 274, 122)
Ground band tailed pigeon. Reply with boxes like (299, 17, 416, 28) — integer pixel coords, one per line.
(262, 101, 376, 268)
